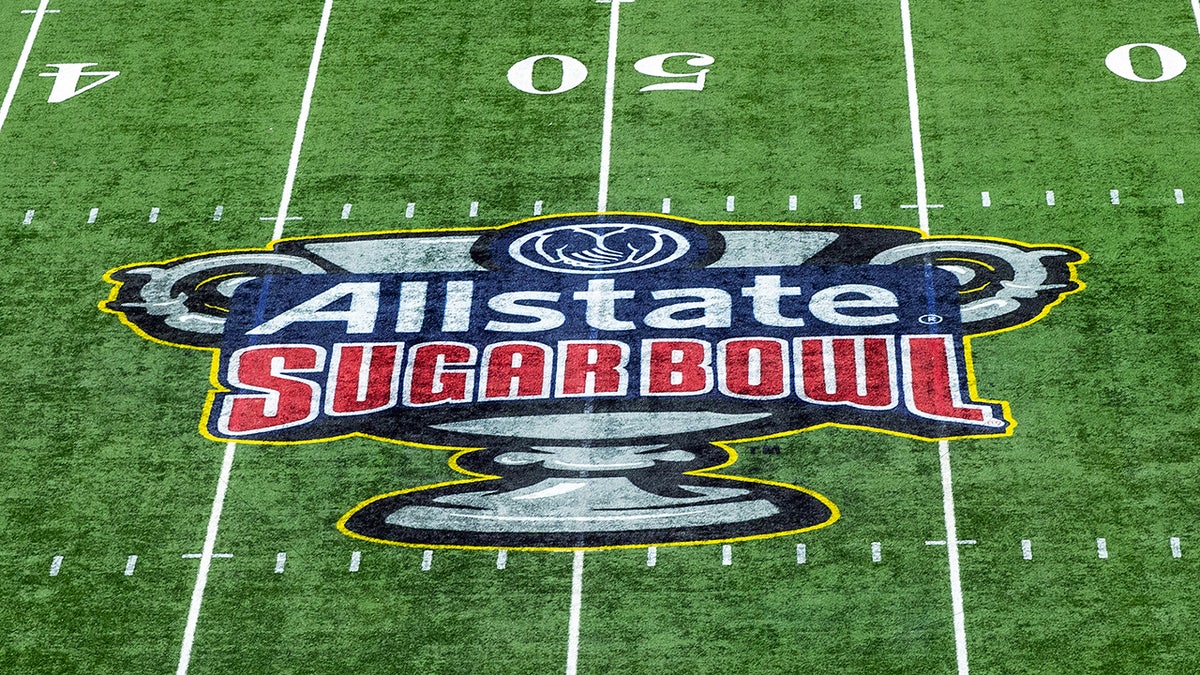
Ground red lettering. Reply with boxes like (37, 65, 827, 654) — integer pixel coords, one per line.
(902, 336, 1002, 426)
(718, 338, 788, 399)
(556, 341, 629, 397)
(218, 345, 324, 435)
(796, 337, 895, 409)
(480, 342, 552, 400)
(403, 342, 477, 406)
(325, 343, 402, 415)
(642, 339, 712, 396)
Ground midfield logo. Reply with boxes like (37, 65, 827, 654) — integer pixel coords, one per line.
(102, 214, 1085, 550)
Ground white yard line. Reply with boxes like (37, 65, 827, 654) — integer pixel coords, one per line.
(177, 4, 334, 672)
(1192, 0, 1200, 38)
(176, 441, 236, 674)
(796, 543, 807, 564)
(0, 0, 52, 135)
(899, 2, 969, 672)
(565, 550, 585, 675)
(899, 0, 930, 234)
(272, 0, 334, 241)
(595, 0, 628, 213)
(938, 440, 969, 675)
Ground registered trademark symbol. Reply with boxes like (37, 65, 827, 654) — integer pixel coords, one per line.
(918, 314, 943, 325)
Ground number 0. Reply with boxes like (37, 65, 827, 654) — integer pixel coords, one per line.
(634, 52, 715, 91)
(507, 54, 589, 95)
(1105, 43, 1187, 82)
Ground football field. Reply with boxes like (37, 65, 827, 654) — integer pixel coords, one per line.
(1, 0, 1198, 672)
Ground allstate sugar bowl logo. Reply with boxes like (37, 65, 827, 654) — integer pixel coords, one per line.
(101, 213, 1086, 550)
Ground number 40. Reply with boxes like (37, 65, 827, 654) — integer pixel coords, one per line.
(507, 52, 715, 95)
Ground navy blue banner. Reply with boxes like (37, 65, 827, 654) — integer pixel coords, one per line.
(206, 265, 1009, 443)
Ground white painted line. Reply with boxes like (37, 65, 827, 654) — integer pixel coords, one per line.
(212, 205, 223, 222)
(871, 542, 881, 563)
(1171, 537, 1182, 558)
(853, 194, 862, 210)
(1192, 0, 1200, 43)
(1021, 539, 1032, 560)
(796, 543, 807, 565)
(981, 191, 991, 207)
(469, 201, 479, 218)
(565, 550, 584, 675)
(88, 207, 98, 224)
(646, 546, 656, 567)
(178, 6, 331, 674)
(1045, 190, 1055, 206)
(901, 6, 966, 668)
(271, 0, 333, 241)
(497, 550, 508, 570)
(595, 0, 627, 213)
(936, 439, 969, 675)
(148, 207, 160, 223)
(533, 200, 543, 216)
(349, 550, 361, 572)
(1175, 189, 1185, 204)
(722, 544, 732, 566)
(0, 0, 52, 136)
(661, 197, 671, 214)
(274, 552, 286, 574)
(49, 555, 62, 576)
(125, 555, 138, 576)
(20, 8, 59, 12)
(22, 209, 33, 224)
(176, 441, 237, 675)
(959, 540, 977, 546)
(1097, 538, 1108, 559)
(421, 549, 433, 571)
(725, 195, 735, 212)
(259, 215, 301, 222)
(405, 202, 415, 219)
(900, 0, 931, 233)
(341, 203, 351, 219)
(182, 553, 231, 559)
(926, 540, 947, 545)
(901, 203, 943, 209)
(1110, 189, 1120, 205)
(788, 195, 798, 211)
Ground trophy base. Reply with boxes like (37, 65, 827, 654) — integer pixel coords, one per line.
(340, 474, 834, 549)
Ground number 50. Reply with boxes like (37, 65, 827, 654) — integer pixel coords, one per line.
(507, 52, 715, 95)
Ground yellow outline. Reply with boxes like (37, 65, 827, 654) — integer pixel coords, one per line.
(100, 211, 1086, 551)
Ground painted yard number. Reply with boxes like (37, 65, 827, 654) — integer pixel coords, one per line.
(1106, 43, 1187, 82)
(508, 52, 714, 94)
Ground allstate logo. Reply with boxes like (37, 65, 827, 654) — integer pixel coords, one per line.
(508, 222, 692, 274)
